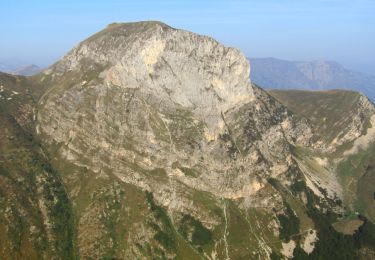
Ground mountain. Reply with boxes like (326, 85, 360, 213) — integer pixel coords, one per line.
(1, 21, 375, 259)
(0, 60, 26, 73)
(0, 61, 42, 76)
(250, 58, 375, 102)
(12, 64, 42, 76)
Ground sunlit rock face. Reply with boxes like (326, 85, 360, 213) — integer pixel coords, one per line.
(38, 21, 309, 205)
(30, 21, 375, 259)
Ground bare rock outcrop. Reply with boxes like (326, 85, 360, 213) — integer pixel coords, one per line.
(38, 21, 310, 212)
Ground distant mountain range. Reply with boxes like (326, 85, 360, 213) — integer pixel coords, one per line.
(12, 64, 42, 76)
(250, 58, 375, 102)
(0, 61, 42, 76)
(0, 61, 23, 73)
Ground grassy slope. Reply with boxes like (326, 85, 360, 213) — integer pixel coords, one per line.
(269, 89, 375, 221)
(270, 89, 375, 248)
(0, 73, 76, 259)
(3, 71, 375, 258)
(268, 89, 375, 257)
(336, 143, 375, 223)
(268, 89, 366, 144)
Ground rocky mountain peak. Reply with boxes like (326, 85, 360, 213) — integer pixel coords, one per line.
(45, 21, 254, 135)
(3, 21, 375, 259)
(38, 22, 304, 204)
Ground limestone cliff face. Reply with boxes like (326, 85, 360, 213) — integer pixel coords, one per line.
(38, 21, 310, 203)
(35, 22, 315, 258)
(47, 21, 253, 120)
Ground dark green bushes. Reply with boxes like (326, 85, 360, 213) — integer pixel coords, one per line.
(178, 214, 212, 247)
(277, 204, 300, 242)
(146, 192, 176, 252)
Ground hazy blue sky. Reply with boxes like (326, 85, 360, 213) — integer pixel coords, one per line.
(1, 0, 374, 74)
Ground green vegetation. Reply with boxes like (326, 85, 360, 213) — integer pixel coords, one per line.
(178, 214, 212, 248)
(43, 170, 75, 258)
(146, 192, 176, 252)
(355, 220, 375, 251)
(190, 190, 223, 218)
(144, 191, 213, 259)
(337, 143, 375, 222)
(2, 44, 375, 259)
(269, 89, 366, 144)
(148, 168, 168, 181)
(291, 180, 306, 193)
(0, 80, 76, 259)
(223, 200, 283, 259)
(306, 208, 357, 259)
(95, 182, 125, 259)
(5, 206, 23, 251)
(179, 167, 199, 177)
(268, 178, 314, 232)
(270, 251, 281, 260)
(299, 178, 375, 259)
(171, 162, 200, 178)
(277, 204, 300, 242)
(357, 168, 375, 222)
(268, 176, 375, 259)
